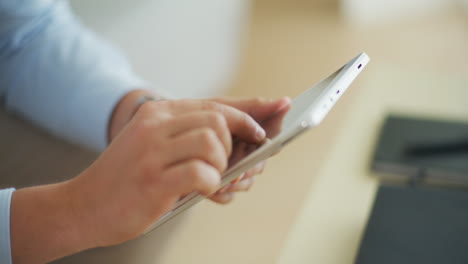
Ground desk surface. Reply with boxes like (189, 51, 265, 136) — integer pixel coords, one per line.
(277, 66, 468, 263)
(153, 7, 468, 264)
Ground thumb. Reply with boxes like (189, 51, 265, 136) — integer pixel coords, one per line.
(211, 97, 291, 121)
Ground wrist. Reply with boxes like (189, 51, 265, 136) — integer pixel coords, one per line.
(10, 181, 90, 263)
(108, 89, 164, 142)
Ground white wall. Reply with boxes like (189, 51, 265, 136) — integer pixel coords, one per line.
(70, 0, 250, 98)
(463, 0, 468, 11)
(341, 0, 458, 26)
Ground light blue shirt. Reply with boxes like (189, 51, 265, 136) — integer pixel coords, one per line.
(0, 0, 146, 262)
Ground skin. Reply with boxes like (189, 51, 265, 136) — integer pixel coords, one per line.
(10, 89, 291, 263)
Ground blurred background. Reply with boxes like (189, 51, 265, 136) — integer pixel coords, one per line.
(70, 0, 468, 98)
(10, 0, 468, 263)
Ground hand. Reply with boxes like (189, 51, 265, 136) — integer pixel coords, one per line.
(11, 99, 267, 263)
(206, 97, 291, 204)
(109, 94, 291, 205)
(72, 99, 270, 246)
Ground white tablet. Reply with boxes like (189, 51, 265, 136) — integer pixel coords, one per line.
(145, 52, 370, 233)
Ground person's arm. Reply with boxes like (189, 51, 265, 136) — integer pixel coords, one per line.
(107, 89, 163, 142)
(0, 1, 159, 263)
(0, 1, 287, 263)
(10, 98, 272, 263)
(0, 0, 162, 151)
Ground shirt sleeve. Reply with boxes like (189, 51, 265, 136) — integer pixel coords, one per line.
(0, 0, 154, 262)
(0, 0, 147, 151)
(0, 188, 14, 264)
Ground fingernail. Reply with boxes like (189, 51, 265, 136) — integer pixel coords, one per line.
(231, 173, 246, 185)
(230, 178, 240, 185)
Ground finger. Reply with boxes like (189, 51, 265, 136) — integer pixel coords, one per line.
(228, 142, 261, 168)
(242, 161, 266, 180)
(228, 142, 249, 167)
(209, 192, 235, 204)
(211, 97, 291, 121)
(163, 100, 266, 144)
(230, 172, 246, 185)
(163, 160, 221, 196)
(162, 112, 232, 156)
(226, 177, 255, 192)
(165, 128, 227, 172)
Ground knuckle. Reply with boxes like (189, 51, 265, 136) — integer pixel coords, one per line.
(215, 157, 227, 172)
(208, 113, 229, 137)
(197, 129, 227, 170)
(208, 112, 226, 127)
(187, 161, 206, 183)
(202, 100, 225, 113)
(240, 112, 253, 128)
(208, 113, 231, 154)
(186, 160, 221, 191)
(199, 128, 218, 148)
(201, 100, 215, 111)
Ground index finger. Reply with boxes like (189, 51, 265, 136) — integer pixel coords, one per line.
(160, 100, 266, 144)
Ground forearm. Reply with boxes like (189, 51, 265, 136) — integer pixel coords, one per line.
(9, 88, 164, 263)
(10, 182, 91, 264)
(0, 1, 148, 151)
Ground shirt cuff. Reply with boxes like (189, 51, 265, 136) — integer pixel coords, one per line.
(0, 188, 15, 264)
(65, 78, 146, 152)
